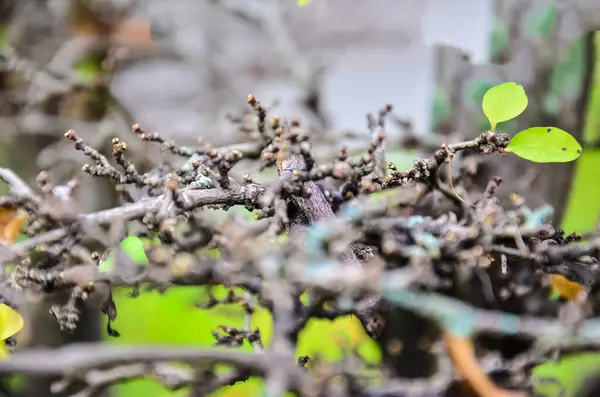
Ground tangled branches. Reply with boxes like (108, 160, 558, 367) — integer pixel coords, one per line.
(0, 95, 598, 397)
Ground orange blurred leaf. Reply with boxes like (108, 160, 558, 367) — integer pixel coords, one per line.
(67, 2, 152, 50)
(549, 274, 586, 301)
(112, 19, 154, 48)
(0, 208, 26, 245)
(444, 332, 526, 397)
(71, 18, 154, 49)
(68, 0, 154, 49)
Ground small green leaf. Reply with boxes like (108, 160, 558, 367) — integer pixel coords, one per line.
(98, 236, 149, 273)
(121, 236, 149, 264)
(297, 0, 314, 6)
(505, 126, 583, 163)
(0, 304, 24, 341)
(74, 56, 103, 83)
(482, 82, 529, 131)
(97, 255, 114, 273)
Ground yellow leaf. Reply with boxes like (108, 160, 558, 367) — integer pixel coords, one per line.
(297, 0, 314, 6)
(0, 304, 24, 341)
(0, 343, 10, 360)
(549, 274, 586, 301)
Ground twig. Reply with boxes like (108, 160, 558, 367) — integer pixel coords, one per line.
(0, 184, 265, 264)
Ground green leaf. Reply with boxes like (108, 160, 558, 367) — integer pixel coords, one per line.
(98, 254, 114, 273)
(0, 304, 23, 341)
(297, 0, 314, 6)
(549, 290, 560, 300)
(74, 56, 103, 83)
(98, 236, 149, 273)
(0, 25, 8, 53)
(482, 82, 529, 131)
(505, 126, 583, 163)
(121, 236, 149, 264)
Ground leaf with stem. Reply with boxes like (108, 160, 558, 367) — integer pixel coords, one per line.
(482, 82, 529, 131)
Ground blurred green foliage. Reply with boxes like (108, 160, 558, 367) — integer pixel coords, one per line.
(532, 31, 600, 397)
(0, 26, 7, 53)
(106, 274, 381, 396)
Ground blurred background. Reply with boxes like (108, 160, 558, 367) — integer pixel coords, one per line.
(1, 0, 600, 396)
